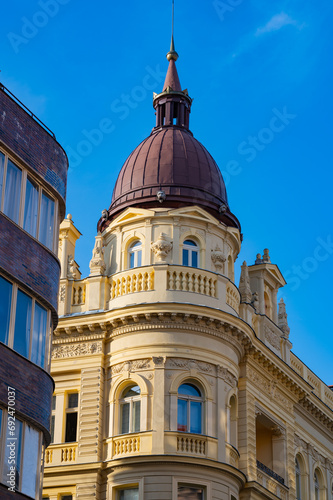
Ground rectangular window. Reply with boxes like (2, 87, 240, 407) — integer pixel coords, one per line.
(118, 488, 139, 500)
(132, 401, 141, 433)
(178, 486, 204, 500)
(121, 403, 130, 434)
(13, 289, 32, 359)
(190, 401, 202, 434)
(65, 393, 78, 443)
(3, 159, 22, 224)
(50, 415, 55, 444)
(0, 152, 5, 206)
(192, 251, 198, 268)
(21, 424, 39, 498)
(61, 496, 73, 500)
(23, 177, 39, 238)
(0, 275, 12, 345)
(182, 249, 189, 267)
(30, 302, 47, 368)
(2, 418, 23, 489)
(177, 399, 187, 432)
(39, 191, 55, 250)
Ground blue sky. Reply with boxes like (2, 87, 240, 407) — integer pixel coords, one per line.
(1, 0, 332, 384)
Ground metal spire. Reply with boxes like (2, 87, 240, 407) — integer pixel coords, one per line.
(167, 0, 179, 61)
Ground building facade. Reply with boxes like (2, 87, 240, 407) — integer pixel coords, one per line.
(0, 83, 68, 499)
(43, 46, 333, 500)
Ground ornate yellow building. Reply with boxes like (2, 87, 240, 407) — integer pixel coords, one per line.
(42, 42, 333, 500)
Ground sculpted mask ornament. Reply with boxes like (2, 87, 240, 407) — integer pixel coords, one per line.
(211, 246, 226, 271)
(151, 233, 173, 262)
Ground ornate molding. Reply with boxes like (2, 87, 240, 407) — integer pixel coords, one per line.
(110, 359, 151, 375)
(168, 358, 214, 373)
(59, 285, 66, 303)
(52, 342, 102, 359)
(217, 366, 237, 387)
(248, 368, 293, 411)
(151, 233, 173, 262)
(264, 325, 281, 350)
(211, 246, 226, 272)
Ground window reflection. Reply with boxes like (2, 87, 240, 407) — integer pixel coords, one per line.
(0, 276, 12, 345)
(14, 290, 32, 359)
(4, 159, 22, 224)
(31, 302, 47, 368)
(39, 191, 55, 250)
(21, 424, 39, 497)
(24, 177, 39, 238)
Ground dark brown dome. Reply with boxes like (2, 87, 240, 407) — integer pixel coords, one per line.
(103, 128, 240, 230)
(98, 51, 240, 232)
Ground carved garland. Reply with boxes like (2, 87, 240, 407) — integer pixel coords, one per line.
(52, 342, 102, 359)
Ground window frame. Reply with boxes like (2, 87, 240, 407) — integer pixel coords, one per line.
(64, 392, 79, 443)
(173, 477, 210, 500)
(177, 383, 204, 434)
(0, 148, 58, 252)
(0, 274, 51, 370)
(182, 239, 199, 268)
(0, 407, 42, 499)
(128, 240, 142, 269)
(119, 385, 141, 435)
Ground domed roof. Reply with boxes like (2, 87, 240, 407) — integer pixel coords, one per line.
(99, 45, 240, 232)
(111, 127, 228, 213)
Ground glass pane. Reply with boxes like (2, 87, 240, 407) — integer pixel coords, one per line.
(2, 418, 23, 489)
(131, 241, 141, 249)
(65, 412, 77, 442)
(137, 250, 142, 267)
(190, 402, 202, 434)
(119, 488, 139, 500)
(21, 424, 39, 498)
(0, 152, 5, 205)
(0, 275, 12, 345)
(52, 395, 56, 411)
(178, 486, 203, 500)
(23, 177, 39, 237)
(121, 403, 130, 434)
(3, 159, 22, 223)
(178, 384, 201, 397)
(182, 249, 189, 266)
(177, 399, 188, 432)
(13, 290, 32, 358)
(129, 252, 135, 269)
(31, 302, 47, 367)
(192, 251, 198, 268)
(132, 400, 141, 433)
(184, 240, 197, 247)
(50, 415, 55, 443)
(39, 191, 55, 250)
(68, 393, 78, 408)
(122, 385, 141, 398)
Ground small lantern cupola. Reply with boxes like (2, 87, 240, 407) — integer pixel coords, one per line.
(153, 35, 193, 132)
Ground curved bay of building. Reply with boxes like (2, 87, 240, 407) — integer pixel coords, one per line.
(43, 46, 333, 500)
(0, 84, 68, 499)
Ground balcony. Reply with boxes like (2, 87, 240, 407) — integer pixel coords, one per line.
(45, 443, 77, 466)
(256, 461, 288, 499)
(104, 432, 152, 460)
(107, 265, 240, 314)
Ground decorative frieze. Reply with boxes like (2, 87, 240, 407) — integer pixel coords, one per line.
(248, 368, 293, 411)
(110, 359, 151, 375)
(168, 358, 214, 373)
(217, 366, 237, 387)
(52, 342, 103, 359)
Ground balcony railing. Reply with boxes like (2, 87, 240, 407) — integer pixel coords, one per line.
(45, 443, 77, 466)
(257, 460, 284, 485)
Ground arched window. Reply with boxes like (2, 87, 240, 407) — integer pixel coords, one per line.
(120, 385, 141, 434)
(177, 383, 203, 434)
(295, 457, 301, 500)
(182, 240, 199, 268)
(314, 470, 320, 500)
(228, 395, 237, 448)
(128, 241, 142, 269)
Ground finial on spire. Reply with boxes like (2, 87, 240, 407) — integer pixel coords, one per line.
(167, 0, 179, 61)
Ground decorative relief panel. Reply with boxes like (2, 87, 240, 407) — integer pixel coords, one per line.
(167, 358, 214, 373)
(248, 368, 293, 411)
(110, 359, 151, 375)
(217, 366, 237, 387)
(52, 342, 102, 359)
(264, 325, 281, 350)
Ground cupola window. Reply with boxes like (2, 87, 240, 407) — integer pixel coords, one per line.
(128, 241, 142, 269)
(120, 385, 141, 434)
(182, 240, 198, 268)
(177, 383, 203, 434)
